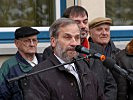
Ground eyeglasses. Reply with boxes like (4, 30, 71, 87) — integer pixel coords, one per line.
(19, 38, 38, 45)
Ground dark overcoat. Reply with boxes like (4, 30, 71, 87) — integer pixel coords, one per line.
(24, 53, 105, 100)
(0, 52, 43, 100)
(42, 43, 117, 100)
(114, 40, 133, 100)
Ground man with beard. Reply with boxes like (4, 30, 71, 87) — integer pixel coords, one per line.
(42, 5, 90, 60)
(24, 18, 105, 100)
(42, 6, 117, 100)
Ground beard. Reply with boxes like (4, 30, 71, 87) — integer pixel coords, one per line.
(54, 41, 78, 62)
(80, 28, 88, 39)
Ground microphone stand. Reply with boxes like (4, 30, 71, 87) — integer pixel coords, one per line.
(8, 56, 90, 83)
(127, 69, 133, 74)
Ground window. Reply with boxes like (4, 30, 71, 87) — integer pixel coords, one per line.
(106, 0, 133, 25)
(0, 0, 66, 43)
(0, 0, 55, 27)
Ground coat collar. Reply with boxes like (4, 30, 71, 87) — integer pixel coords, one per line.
(48, 53, 92, 91)
(49, 53, 66, 71)
(15, 52, 42, 72)
(89, 37, 118, 52)
(49, 53, 91, 77)
(15, 52, 32, 72)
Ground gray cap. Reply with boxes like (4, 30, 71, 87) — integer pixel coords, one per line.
(89, 17, 112, 29)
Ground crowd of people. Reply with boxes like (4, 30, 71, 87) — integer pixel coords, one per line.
(0, 5, 133, 100)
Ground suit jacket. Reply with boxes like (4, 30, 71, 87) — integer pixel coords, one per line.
(24, 53, 105, 100)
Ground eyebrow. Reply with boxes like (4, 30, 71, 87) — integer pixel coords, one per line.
(64, 32, 80, 36)
(74, 18, 88, 21)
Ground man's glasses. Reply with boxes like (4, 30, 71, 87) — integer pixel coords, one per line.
(19, 38, 38, 45)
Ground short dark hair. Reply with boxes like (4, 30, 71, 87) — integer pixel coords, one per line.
(62, 6, 88, 18)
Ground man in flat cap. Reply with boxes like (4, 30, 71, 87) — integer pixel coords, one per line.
(89, 17, 121, 100)
(0, 27, 43, 100)
(89, 17, 120, 57)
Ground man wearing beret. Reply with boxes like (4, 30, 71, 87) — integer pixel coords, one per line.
(89, 17, 120, 57)
(0, 27, 43, 100)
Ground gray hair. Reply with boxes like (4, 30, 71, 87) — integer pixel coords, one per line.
(49, 18, 80, 38)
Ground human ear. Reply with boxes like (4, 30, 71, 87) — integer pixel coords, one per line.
(51, 37, 56, 48)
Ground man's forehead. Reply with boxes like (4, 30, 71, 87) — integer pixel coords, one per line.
(60, 24, 80, 33)
(70, 15, 88, 20)
(63, 32, 80, 36)
(69, 11, 87, 17)
(60, 23, 79, 30)
(59, 25, 80, 35)
(95, 24, 110, 28)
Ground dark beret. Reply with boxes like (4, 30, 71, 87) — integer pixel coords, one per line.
(15, 27, 40, 39)
(89, 17, 112, 29)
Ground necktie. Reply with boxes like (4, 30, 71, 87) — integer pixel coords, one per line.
(31, 62, 37, 67)
(67, 64, 82, 96)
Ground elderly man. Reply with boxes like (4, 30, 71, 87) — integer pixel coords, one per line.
(43, 6, 117, 100)
(0, 27, 43, 100)
(89, 17, 120, 57)
(24, 18, 105, 100)
(89, 17, 121, 100)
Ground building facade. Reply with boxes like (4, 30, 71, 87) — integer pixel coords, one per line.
(0, 0, 133, 66)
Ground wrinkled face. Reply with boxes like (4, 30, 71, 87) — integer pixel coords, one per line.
(51, 24, 80, 62)
(89, 24, 110, 47)
(70, 15, 89, 42)
(15, 35, 38, 55)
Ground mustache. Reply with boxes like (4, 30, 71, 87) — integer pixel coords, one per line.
(80, 28, 89, 33)
(66, 46, 76, 51)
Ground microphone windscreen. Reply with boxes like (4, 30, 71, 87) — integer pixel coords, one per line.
(75, 45, 83, 53)
(103, 57, 116, 69)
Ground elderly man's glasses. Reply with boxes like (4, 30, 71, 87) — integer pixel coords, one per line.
(19, 38, 38, 45)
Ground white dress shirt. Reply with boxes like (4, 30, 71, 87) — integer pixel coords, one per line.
(26, 56, 38, 67)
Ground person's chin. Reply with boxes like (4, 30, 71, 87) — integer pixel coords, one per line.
(28, 51, 36, 54)
(100, 41, 108, 45)
(81, 35, 87, 38)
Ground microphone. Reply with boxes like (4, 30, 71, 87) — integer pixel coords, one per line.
(103, 57, 133, 82)
(75, 45, 106, 61)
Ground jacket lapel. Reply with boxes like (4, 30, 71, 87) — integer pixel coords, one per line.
(49, 53, 66, 71)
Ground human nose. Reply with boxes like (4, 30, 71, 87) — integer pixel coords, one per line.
(29, 40, 34, 46)
(79, 22, 86, 28)
(102, 29, 107, 35)
(70, 37, 80, 46)
(29, 39, 37, 45)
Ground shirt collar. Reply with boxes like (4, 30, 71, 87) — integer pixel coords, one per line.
(54, 54, 75, 70)
(26, 55, 38, 67)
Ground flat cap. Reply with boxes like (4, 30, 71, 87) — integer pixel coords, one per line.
(89, 17, 112, 29)
(15, 27, 40, 39)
